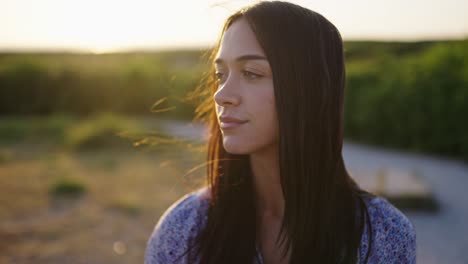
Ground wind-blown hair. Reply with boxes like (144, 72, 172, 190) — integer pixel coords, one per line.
(186, 1, 376, 263)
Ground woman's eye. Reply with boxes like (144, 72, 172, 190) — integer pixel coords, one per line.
(242, 70, 262, 80)
(214, 72, 225, 83)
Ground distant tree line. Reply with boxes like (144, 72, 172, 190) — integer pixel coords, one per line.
(0, 51, 206, 119)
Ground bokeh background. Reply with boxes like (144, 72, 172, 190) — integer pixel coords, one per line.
(0, 0, 467, 263)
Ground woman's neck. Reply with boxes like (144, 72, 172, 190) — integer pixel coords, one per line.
(249, 146, 284, 219)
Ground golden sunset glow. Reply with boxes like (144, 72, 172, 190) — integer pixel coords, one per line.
(1, 0, 467, 52)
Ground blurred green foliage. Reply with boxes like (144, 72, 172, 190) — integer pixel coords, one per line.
(63, 112, 139, 151)
(344, 40, 468, 160)
(0, 113, 147, 150)
(0, 50, 207, 118)
(0, 113, 73, 144)
(0, 40, 467, 160)
(49, 177, 87, 197)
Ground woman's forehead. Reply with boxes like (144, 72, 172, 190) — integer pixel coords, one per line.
(215, 18, 266, 63)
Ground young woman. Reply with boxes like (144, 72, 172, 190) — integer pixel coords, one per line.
(145, 1, 416, 263)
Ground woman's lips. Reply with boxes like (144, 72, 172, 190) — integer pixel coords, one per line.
(219, 116, 248, 129)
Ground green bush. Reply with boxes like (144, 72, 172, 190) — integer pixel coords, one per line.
(0, 114, 73, 144)
(345, 40, 468, 160)
(49, 177, 87, 197)
(0, 51, 206, 118)
(64, 113, 139, 150)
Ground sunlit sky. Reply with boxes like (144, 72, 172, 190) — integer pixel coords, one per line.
(1, 0, 467, 53)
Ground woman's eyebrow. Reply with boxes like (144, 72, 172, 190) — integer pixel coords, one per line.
(214, 54, 267, 64)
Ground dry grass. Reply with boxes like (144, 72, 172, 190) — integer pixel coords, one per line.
(0, 143, 205, 264)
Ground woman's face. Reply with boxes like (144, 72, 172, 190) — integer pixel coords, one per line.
(214, 18, 278, 155)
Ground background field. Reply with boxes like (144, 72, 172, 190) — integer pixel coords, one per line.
(0, 115, 206, 263)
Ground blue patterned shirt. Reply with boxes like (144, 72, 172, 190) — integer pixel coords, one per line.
(145, 187, 416, 263)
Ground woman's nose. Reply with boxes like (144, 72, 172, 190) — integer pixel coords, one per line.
(213, 74, 241, 107)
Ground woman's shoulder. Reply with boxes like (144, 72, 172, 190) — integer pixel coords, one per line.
(145, 186, 211, 264)
(359, 195, 417, 263)
(155, 186, 211, 227)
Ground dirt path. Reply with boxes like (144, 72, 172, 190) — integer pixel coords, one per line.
(343, 143, 468, 264)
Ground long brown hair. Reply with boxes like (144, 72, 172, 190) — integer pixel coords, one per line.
(185, 1, 375, 263)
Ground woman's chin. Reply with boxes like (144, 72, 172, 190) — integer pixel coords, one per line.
(223, 145, 249, 155)
(222, 139, 251, 155)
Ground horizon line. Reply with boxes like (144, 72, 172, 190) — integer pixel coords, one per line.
(0, 36, 466, 54)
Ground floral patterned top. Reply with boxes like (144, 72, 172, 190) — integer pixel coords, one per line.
(145, 187, 416, 263)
